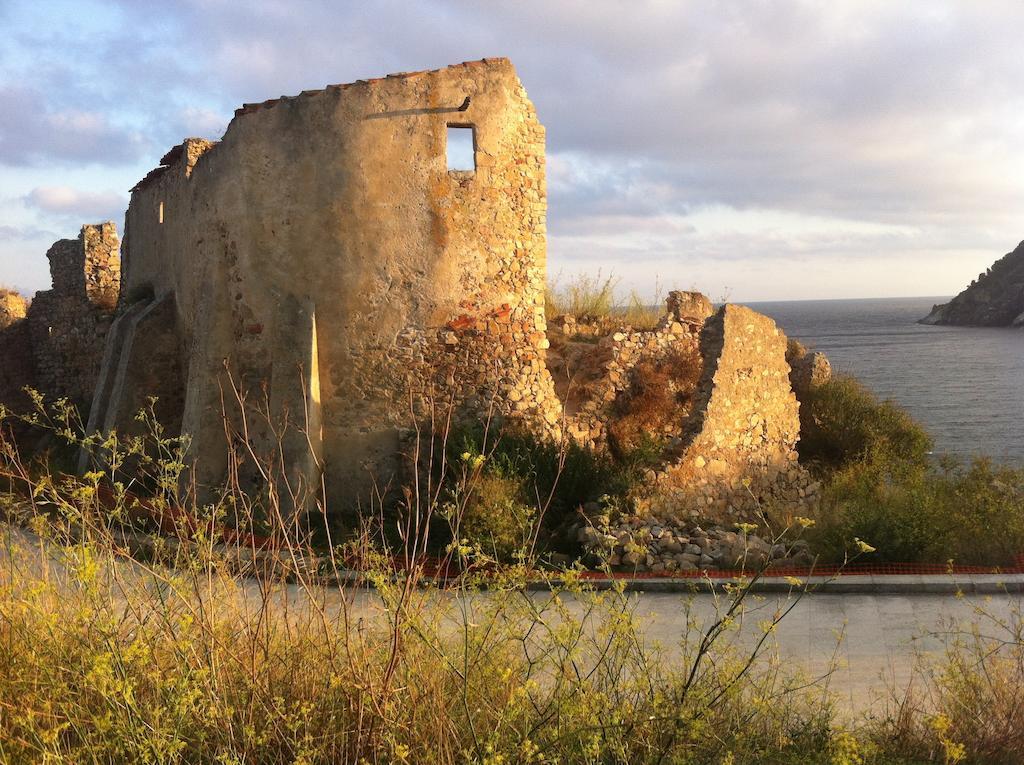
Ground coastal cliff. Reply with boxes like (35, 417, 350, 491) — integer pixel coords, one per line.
(920, 240, 1024, 326)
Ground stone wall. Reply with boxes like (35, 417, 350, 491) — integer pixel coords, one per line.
(0, 291, 35, 416)
(544, 297, 813, 525)
(56, 58, 817, 524)
(553, 321, 701, 449)
(25, 223, 120, 410)
(0, 291, 28, 330)
(642, 304, 815, 523)
(93, 59, 558, 503)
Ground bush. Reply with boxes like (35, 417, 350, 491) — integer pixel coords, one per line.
(455, 472, 536, 562)
(448, 423, 664, 535)
(811, 452, 1024, 565)
(607, 345, 702, 456)
(867, 601, 1024, 765)
(798, 375, 933, 472)
(0, 405, 850, 765)
(799, 375, 1024, 566)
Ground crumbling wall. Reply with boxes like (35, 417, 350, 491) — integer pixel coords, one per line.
(26, 223, 120, 410)
(79, 59, 816, 523)
(98, 59, 557, 502)
(553, 322, 701, 448)
(0, 291, 35, 416)
(546, 291, 714, 450)
(642, 304, 815, 522)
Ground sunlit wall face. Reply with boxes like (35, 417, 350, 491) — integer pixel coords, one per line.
(2, 0, 1023, 300)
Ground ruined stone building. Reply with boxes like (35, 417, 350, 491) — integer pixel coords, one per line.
(0, 224, 120, 422)
(0, 59, 819, 522)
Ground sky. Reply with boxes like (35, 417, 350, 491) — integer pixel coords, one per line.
(1, 0, 1023, 301)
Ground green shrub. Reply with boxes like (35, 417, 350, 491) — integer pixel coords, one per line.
(448, 423, 664, 535)
(457, 472, 536, 562)
(798, 375, 933, 472)
(798, 374, 1024, 566)
(812, 451, 1024, 565)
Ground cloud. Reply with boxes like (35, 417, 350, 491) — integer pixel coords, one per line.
(2, 0, 1024, 297)
(0, 224, 60, 242)
(176, 107, 229, 140)
(0, 224, 61, 294)
(24, 186, 126, 223)
(125, 0, 1024, 229)
(0, 85, 148, 166)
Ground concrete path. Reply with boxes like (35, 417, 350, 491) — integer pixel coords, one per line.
(4, 523, 1021, 717)
(628, 590, 1022, 716)
(543, 572, 1024, 593)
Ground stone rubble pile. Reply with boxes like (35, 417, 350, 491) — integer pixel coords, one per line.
(568, 513, 815, 573)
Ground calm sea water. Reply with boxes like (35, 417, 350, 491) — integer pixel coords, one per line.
(746, 297, 1024, 464)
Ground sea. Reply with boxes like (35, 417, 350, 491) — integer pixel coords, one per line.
(745, 297, 1024, 465)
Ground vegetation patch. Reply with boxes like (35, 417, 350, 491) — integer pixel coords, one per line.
(798, 374, 1024, 567)
(546, 271, 664, 331)
(797, 374, 932, 473)
(446, 422, 665, 558)
(812, 453, 1024, 566)
(607, 344, 703, 457)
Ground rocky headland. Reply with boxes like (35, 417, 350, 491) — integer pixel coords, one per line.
(920, 239, 1024, 327)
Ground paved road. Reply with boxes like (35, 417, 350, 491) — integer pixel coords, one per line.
(4, 524, 1021, 717)
(628, 590, 1022, 715)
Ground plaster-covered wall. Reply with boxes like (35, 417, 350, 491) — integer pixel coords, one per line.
(101, 58, 556, 503)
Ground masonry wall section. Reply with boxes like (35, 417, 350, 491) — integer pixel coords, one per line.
(646, 304, 816, 522)
(26, 223, 120, 411)
(0, 292, 35, 417)
(104, 58, 557, 504)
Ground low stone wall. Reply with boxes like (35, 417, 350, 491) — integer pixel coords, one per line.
(642, 304, 815, 523)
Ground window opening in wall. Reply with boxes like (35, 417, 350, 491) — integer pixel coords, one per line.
(158, 201, 164, 224)
(446, 125, 475, 173)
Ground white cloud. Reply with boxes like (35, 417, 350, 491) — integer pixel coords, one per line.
(177, 107, 229, 139)
(24, 186, 126, 222)
(0, 86, 149, 166)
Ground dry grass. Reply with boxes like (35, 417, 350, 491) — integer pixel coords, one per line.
(546, 272, 665, 331)
(606, 345, 703, 456)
